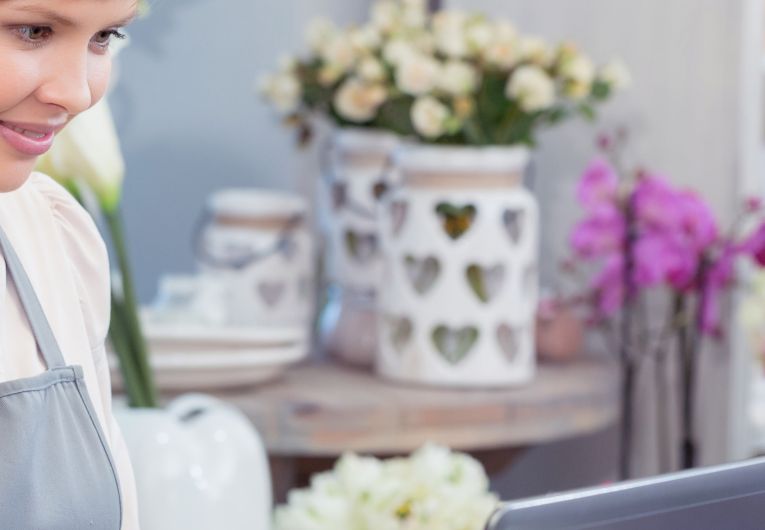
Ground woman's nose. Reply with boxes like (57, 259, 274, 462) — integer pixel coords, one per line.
(35, 49, 94, 116)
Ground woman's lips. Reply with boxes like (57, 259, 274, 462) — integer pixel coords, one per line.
(0, 121, 55, 156)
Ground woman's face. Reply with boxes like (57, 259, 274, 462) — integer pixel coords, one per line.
(0, 0, 137, 191)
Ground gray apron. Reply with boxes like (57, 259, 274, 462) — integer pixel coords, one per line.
(0, 225, 122, 528)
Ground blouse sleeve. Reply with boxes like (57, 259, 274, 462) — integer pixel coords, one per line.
(31, 173, 141, 530)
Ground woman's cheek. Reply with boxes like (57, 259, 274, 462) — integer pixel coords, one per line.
(87, 55, 112, 108)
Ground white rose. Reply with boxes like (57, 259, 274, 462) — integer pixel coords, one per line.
(402, 0, 428, 29)
(438, 60, 479, 95)
(465, 18, 494, 54)
(599, 58, 632, 90)
(433, 10, 470, 58)
(306, 17, 336, 52)
(318, 64, 343, 86)
(483, 20, 519, 69)
(383, 38, 418, 66)
(320, 34, 357, 72)
(395, 54, 440, 95)
(349, 25, 382, 53)
(411, 96, 451, 138)
(506, 65, 556, 112)
(520, 36, 553, 67)
(357, 57, 386, 83)
(370, 0, 400, 34)
(259, 72, 301, 113)
(333, 79, 387, 122)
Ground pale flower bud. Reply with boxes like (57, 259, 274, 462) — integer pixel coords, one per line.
(411, 96, 451, 138)
(259, 72, 302, 113)
(506, 65, 556, 112)
(358, 57, 387, 83)
(370, 0, 401, 34)
(599, 59, 632, 90)
(320, 34, 357, 72)
(333, 79, 387, 122)
(520, 36, 553, 67)
(433, 10, 470, 58)
(306, 17, 336, 52)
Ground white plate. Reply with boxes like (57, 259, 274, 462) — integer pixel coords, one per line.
(108, 341, 307, 391)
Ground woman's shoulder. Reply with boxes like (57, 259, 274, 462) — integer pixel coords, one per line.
(26, 172, 111, 347)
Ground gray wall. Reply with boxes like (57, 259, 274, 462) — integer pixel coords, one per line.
(112, 0, 370, 303)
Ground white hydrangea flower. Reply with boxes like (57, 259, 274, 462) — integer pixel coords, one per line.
(411, 96, 451, 138)
(598, 58, 632, 90)
(433, 10, 470, 58)
(305, 17, 336, 53)
(396, 53, 440, 96)
(259, 72, 301, 113)
(519, 36, 554, 67)
(333, 78, 387, 122)
(358, 57, 387, 82)
(438, 60, 479, 95)
(506, 65, 556, 112)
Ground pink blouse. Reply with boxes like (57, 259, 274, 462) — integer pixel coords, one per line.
(0, 172, 140, 529)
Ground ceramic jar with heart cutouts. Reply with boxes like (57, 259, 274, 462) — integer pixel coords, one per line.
(377, 145, 538, 387)
(319, 128, 400, 366)
(196, 188, 314, 328)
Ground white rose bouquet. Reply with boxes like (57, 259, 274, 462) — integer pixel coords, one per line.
(260, 0, 629, 146)
(273, 444, 499, 530)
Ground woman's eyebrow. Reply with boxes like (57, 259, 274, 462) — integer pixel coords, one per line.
(10, 5, 138, 27)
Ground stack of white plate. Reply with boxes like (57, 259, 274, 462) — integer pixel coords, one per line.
(108, 309, 309, 392)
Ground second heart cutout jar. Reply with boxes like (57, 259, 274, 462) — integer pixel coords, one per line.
(377, 144, 539, 387)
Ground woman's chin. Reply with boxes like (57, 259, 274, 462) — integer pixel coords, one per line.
(0, 158, 37, 193)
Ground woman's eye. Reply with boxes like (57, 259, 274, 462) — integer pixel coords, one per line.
(15, 25, 52, 44)
(92, 29, 126, 49)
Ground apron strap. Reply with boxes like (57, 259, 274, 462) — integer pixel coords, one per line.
(0, 224, 67, 369)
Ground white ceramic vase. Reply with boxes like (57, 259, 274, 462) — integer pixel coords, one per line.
(114, 394, 272, 530)
(377, 145, 538, 387)
(320, 128, 399, 366)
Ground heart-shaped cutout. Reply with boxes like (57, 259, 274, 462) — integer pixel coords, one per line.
(390, 200, 408, 236)
(258, 281, 285, 307)
(404, 255, 441, 295)
(345, 230, 378, 263)
(503, 209, 525, 245)
(497, 323, 519, 362)
(332, 182, 347, 210)
(465, 263, 505, 303)
(432, 325, 478, 365)
(372, 180, 388, 200)
(435, 203, 476, 240)
(386, 316, 413, 354)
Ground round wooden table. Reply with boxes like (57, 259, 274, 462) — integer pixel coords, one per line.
(209, 358, 619, 501)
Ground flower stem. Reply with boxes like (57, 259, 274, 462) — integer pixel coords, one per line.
(104, 208, 158, 408)
(109, 298, 148, 407)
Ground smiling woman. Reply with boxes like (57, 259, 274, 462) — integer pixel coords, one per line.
(0, 0, 140, 529)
